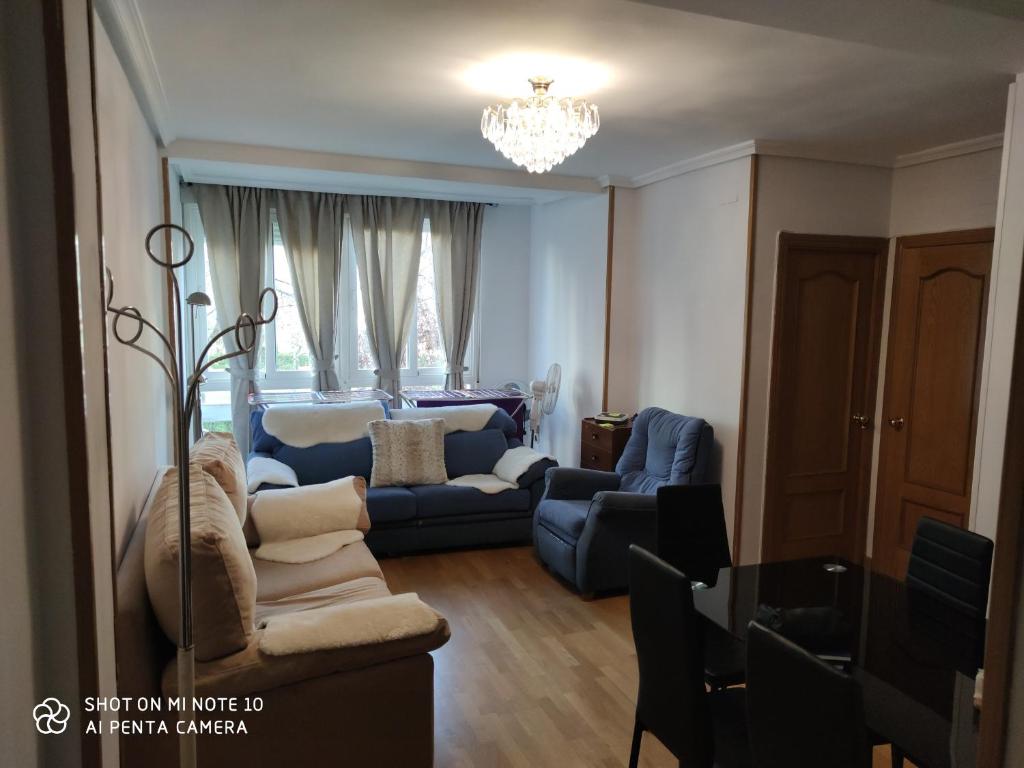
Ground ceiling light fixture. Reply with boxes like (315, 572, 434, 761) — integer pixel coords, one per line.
(480, 77, 600, 174)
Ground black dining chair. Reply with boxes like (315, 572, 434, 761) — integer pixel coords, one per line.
(906, 516, 994, 619)
(627, 545, 750, 768)
(656, 484, 746, 690)
(890, 517, 994, 768)
(745, 621, 871, 768)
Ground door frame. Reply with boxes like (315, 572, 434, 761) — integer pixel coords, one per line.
(761, 232, 889, 563)
(870, 227, 994, 576)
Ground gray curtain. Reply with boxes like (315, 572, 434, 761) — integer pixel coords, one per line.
(272, 190, 344, 391)
(428, 201, 484, 389)
(194, 184, 271, 453)
(348, 196, 426, 401)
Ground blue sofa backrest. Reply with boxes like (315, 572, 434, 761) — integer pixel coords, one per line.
(616, 407, 713, 494)
(250, 406, 520, 484)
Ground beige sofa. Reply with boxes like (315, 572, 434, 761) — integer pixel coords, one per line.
(116, 459, 450, 767)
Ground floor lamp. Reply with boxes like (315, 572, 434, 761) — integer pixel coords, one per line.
(106, 224, 276, 768)
(186, 291, 211, 442)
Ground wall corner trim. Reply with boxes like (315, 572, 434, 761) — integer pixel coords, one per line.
(93, 0, 174, 146)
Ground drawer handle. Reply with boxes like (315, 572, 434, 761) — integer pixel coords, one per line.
(590, 454, 598, 461)
(591, 432, 600, 440)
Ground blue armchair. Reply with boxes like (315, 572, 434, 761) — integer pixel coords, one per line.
(534, 407, 714, 594)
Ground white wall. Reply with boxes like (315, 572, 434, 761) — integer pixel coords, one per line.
(608, 158, 753, 546)
(528, 194, 608, 466)
(476, 205, 531, 387)
(95, 19, 172, 562)
(739, 156, 892, 563)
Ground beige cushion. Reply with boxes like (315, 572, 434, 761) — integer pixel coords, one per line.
(190, 432, 247, 525)
(368, 418, 447, 487)
(145, 463, 257, 661)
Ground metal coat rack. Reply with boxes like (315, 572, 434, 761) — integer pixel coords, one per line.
(105, 223, 277, 768)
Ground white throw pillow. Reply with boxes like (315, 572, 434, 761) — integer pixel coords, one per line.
(368, 418, 448, 487)
(250, 476, 369, 544)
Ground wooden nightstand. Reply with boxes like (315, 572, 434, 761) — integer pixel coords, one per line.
(580, 417, 633, 471)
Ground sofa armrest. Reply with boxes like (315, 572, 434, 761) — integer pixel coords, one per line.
(164, 620, 450, 697)
(575, 492, 658, 593)
(543, 467, 621, 500)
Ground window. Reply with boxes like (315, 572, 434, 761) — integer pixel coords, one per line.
(183, 200, 476, 430)
(182, 203, 312, 431)
(348, 221, 468, 388)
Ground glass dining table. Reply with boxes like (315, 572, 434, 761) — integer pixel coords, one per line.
(690, 557, 985, 768)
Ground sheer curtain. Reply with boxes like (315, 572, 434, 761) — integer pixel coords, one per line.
(428, 201, 485, 389)
(194, 184, 271, 453)
(272, 190, 344, 391)
(348, 195, 426, 401)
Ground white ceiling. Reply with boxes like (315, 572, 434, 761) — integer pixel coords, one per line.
(119, 0, 1019, 181)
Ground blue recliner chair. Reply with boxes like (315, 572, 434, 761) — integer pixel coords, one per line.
(534, 407, 714, 595)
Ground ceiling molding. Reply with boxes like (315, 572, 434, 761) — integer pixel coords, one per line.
(164, 139, 603, 195)
(751, 139, 892, 168)
(94, 0, 174, 146)
(892, 133, 1004, 168)
(597, 175, 635, 189)
(626, 141, 758, 188)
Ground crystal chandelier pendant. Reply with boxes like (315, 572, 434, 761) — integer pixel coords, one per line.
(481, 77, 600, 174)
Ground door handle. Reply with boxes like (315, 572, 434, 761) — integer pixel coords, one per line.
(851, 413, 871, 430)
(888, 416, 905, 431)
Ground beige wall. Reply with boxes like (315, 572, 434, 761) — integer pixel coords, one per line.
(738, 156, 892, 563)
(608, 159, 752, 546)
(528, 194, 608, 467)
(95, 19, 172, 563)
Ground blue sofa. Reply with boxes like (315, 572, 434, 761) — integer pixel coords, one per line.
(534, 407, 714, 594)
(250, 406, 558, 556)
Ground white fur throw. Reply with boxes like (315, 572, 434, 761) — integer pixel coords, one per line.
(493, 446, 553, 483)
(258, 592, 442, 655)
(253, 530, 364, 564)
(261, 401, 385, 448)
(446, 474, 517, 494)
(246, 456, 299, 494)
(249, 477, 369, 563)
(390, 403, 497, 433)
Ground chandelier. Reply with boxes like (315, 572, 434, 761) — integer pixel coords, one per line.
(481, 77, 600, 174)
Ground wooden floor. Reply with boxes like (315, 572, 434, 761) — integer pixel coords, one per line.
(380, 545, 905, 768)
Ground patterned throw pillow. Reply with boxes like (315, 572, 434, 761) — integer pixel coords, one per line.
(368, 418, 448, 487)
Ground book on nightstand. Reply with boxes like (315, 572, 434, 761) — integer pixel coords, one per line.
(594, 411, 630, 425)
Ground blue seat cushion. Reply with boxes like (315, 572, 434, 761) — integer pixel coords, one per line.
(444, 429, 508, 478)
(537, 499, 591, 543)
(409, 484, 530, 519)
(366, 486, 418, 524)
(272, 438, 373, 486)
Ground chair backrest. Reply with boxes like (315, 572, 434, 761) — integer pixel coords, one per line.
(746, 621, 868, 768)
(628, 545, 714, 767)
(617, 407, 714, 494)
(655, 483, 731, 585)
(907, 516, 993, 619)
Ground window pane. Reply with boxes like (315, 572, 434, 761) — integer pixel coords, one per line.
(202, 249, 229, 372)
(199, 389, 232, 433)
(355, 286, 376, 371)
(272, 244, 311, 372)
(416, 229, 445, 370)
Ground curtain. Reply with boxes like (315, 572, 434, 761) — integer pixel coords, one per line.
(428, 201, 484, 389)
(348, 196, 426, 401)
(194, 184, 272, 453)
(272, 190, 344, 391)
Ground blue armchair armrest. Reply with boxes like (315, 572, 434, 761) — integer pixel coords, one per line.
(576, 491, 659, 593)
(543, 467, 621, 501)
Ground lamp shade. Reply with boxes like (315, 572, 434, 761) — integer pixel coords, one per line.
(186, 291, 211, 307)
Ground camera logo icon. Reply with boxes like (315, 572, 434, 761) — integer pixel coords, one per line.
(33, 698, 71, 735)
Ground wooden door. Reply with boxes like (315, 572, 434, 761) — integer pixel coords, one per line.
(872, 229, 993, 578)
(763, 233, 888, 563)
